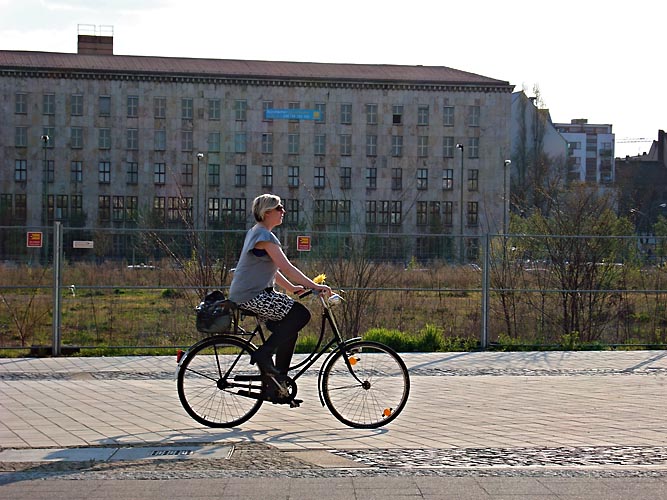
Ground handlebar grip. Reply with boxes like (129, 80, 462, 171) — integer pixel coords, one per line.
(296, 289, 313, 298)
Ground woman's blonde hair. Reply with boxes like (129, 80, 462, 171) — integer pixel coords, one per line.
(252, 194, 281, 222)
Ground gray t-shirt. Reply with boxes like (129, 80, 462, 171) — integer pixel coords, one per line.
(228, 225, 281, 304)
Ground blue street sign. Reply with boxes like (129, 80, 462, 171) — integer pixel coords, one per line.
(265, 109, 321, 120)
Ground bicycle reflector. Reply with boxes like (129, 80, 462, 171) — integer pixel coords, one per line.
(383, 408, 393, 417)
(176, 349, 184, 363)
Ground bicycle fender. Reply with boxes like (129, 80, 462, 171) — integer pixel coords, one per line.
(316, 337, 362, 406)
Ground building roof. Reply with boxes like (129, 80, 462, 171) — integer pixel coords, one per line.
(0, 50, 510, 87)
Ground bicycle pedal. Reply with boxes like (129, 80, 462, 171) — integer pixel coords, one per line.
(289, 399, 302, 408)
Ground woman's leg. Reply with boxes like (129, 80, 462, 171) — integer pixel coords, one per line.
(264, 302, 311, 373)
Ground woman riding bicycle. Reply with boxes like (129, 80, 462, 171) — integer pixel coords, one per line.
(228, 194, 331, 380)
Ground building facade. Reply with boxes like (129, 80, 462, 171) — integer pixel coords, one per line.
(0, 35, 512, 259)
(554, 119, 615, 185)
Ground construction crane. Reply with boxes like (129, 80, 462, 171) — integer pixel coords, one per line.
(617, 138, 653, 143)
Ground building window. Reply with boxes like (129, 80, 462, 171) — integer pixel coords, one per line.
(315, 102, 326, 122)
(366, 167, 377, 189)
(468, 169, 479, 191)
(15, 93, 27, 114)
(262, 133, 273, 154)
(127, 162, 138, 184)
(14, 160, 27, 182)
(418, 136, 429, 157)
(208, 132, 220, 153)
(15, 127, 27, 148)
(154, 97, 166, 118)
(71, 161, 83, 183)
(208, 98, 221, 120)
(127, 129, 138, 150)
(45, 160, 54, 183)
(71, 127, 83, 149)
(288, 165, 300, 188)
(182, 163, 193, 186)
(392, 105, 403, 125)
(467, 201, 479, 226)
(71, 195, 83, 218)
(154, 163, 166, 185)
(234, 99, 247, 121)
(284, 198, 299, 225)
(340, 167, 351, 190)
(154, 129, 166, 151)
(468, 105, 480, 127)
(208, 198, 220, 222)
(313, 200, 325, 225)
(235, 132, 247, 153)
(340, 103, 352, 124)
(99, 195, 111, 222)
(379, 201, 389, 225)
(262, 165, 273, 188)
(235, 165, 246, 187)
(99, 128, 111, 149)
(340, 134, 352, 156)
(314, 166, 326, 189)
(288, 101, 300, 122)
(288, 133, 300, 155)
(468, 137, 479, 158)
(127, 95, 138, 117)
(208, 164, 220, 186)
(366, 135, 377, 156)
(443, 106, 454, 126)
(366, 200, 377, 225)
(98, 161, 111, 184)
(14, 194, 26, 220)
(181, 130, 193, 151)
(152, 196, 165, 222)
(42, 127, 55, 148)
(443, 136, 455, 158)
(167, 197, 180, 222)
(443, 201, 453, 225)
(314, 134, 326, 155)
(234, 198, 246, 223)
(391, 135, 403, 157)
(113, 196, 125, 221)
(417, 201, 428, 226)
(366, 103, 378, 125)
(417, 168, 428, 190)
(418, 105, 429, 126)
(442, 169, 453, 190)
(391, 168, 402, 191)
(390, 201, 402, 225)
(181, 98, 193, 119)
(99, 96, 111, 116)
(262, 100, 273, 122)
(71, 94, 83, 116)
(43, 94, 55, 115)
(126, 196, 138, 221)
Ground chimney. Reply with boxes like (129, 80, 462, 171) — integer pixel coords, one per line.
(77, 25, 114, 55)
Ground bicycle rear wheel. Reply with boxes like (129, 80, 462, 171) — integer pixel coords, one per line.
(177, 335, 263, 427)
(321, 340, 410, 428)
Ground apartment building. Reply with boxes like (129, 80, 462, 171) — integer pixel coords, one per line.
(554, 119, 615, 185)
(0, 34, 513, 259)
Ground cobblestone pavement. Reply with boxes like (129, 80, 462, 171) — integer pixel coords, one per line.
(1, 351, 667, 493)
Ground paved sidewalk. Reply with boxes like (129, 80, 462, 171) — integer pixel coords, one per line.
(1, 350, 667, 498)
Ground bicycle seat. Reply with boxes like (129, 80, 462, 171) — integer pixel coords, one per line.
(238, 308, 258, 318)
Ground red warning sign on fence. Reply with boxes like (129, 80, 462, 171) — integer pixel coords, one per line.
(296, 235, 311, 252)
(26, 231, 43, 248)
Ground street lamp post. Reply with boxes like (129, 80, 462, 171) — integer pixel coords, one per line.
(40, 134, 49, 263)
(196, 153, 204, 230)
(456, 143, 465, 263)
(503, 160, 512, 235)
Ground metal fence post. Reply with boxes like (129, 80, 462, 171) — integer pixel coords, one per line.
(52, 221, 63, 356)
(480, 233, 490, 350)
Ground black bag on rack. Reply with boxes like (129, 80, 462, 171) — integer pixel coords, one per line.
(195, 290, 234, 334)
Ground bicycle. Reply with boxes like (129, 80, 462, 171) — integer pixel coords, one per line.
(176, 289, 410, 429)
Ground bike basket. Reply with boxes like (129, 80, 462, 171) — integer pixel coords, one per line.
(195, 290, 235, 334)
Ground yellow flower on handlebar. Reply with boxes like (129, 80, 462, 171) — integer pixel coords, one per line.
(313, 273, 327, 285)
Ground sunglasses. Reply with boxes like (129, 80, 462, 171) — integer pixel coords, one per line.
(272, 204, 285, 212)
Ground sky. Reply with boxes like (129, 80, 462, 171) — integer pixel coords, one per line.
(0, 0, 663, 158)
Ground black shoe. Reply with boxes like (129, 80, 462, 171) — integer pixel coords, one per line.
(250, 350, 280, 376)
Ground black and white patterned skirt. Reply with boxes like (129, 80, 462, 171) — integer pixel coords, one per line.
(239, 288, 294, 322)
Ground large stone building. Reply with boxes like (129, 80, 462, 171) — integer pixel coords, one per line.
(0, 33, 512, 260)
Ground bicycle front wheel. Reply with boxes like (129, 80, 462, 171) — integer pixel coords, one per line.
(177, 335, 263, 427)
(321, 340, 410, 428)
